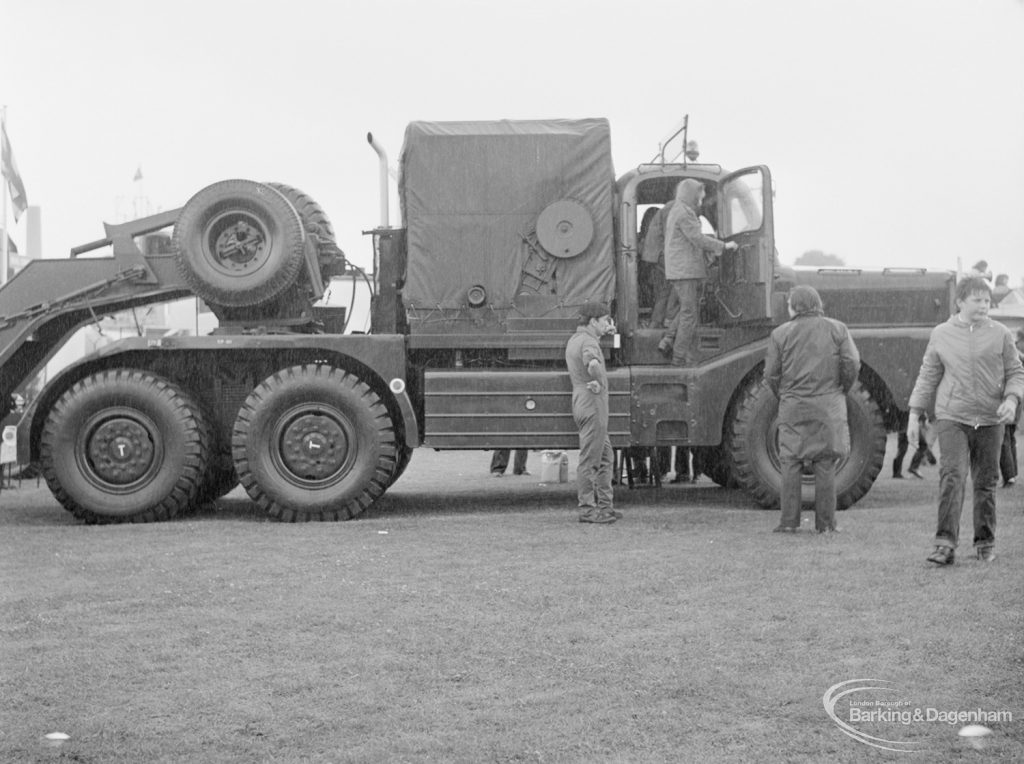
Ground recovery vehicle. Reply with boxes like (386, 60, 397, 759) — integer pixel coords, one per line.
(0, 117, 953, 522)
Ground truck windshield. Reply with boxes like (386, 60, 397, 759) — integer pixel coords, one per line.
(719, 171, 764, 237)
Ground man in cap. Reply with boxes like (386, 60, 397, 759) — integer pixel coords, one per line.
(565, 302, 620, 523)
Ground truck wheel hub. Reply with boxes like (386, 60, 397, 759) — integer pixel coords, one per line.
(212, 217, 267, 271)
(279, 413, 348, 480)
(86, 419, 155, 484)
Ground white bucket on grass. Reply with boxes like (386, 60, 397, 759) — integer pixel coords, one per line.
(539, 450, 569, 483)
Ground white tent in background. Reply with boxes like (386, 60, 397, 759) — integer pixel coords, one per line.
(996, 287, 1024, 306)
(991, 295, 1024, 335)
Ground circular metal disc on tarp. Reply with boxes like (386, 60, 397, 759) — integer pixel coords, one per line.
(536, 200, 594, 258)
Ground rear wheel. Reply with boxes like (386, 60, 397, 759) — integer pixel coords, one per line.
(173, 179, 306, 307)
(232, 365, 397, 521)
(40, 370, 209, 523)
(727, 379, 886, 509)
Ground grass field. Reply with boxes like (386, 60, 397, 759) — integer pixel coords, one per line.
(1, 436, 1022, 763)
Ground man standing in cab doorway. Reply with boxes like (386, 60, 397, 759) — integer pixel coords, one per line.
(565, 302, 620, 524)
(908, 276, 1024, 565)
(657, 179, 737, 366)
(764, 285, 860, 533)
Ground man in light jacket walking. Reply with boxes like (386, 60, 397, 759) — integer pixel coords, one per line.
(908, 277, 1024, 564)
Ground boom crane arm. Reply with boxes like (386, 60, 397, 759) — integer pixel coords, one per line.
(0, 209, 192, 418)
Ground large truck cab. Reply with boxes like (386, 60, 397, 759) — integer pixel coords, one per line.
(613, 160, 777, 367)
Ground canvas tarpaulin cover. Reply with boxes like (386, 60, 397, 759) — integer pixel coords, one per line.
(399, 119, 616, 330)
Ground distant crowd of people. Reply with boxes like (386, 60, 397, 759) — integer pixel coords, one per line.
(969, 259, 1018, 307)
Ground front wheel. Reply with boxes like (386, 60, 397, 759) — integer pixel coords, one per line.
(726, 379, 886, 510)
(232, 365, 397, 521)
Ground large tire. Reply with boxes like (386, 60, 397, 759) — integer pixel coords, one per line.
(173, 179, 306, 308)
(726, 379, 886, 510)
(39, 370, 209, 524)
(232, 365, 397, 521)
(267, 182, 335, 241)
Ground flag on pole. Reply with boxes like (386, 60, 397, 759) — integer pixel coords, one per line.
(1, 122, 29, 222)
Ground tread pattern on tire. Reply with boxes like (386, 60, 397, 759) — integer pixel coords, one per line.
(267, 182, 336, 241)
(386, 444, 414, 487)
(232, 365, 397, 522)
(39, 369, 209, 524)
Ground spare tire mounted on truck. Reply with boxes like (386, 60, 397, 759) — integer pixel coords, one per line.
(173, 179, 307, 307)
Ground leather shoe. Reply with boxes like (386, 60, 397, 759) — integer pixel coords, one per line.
(579, 510, 618, 524)
(926, 545, 955, 565)
(977, 546, 996, 562)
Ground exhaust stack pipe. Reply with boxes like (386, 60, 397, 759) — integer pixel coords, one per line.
(367, 132, 390, 228)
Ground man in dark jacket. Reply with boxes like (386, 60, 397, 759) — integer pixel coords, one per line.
(763, 285, 860, 533)
(908, 277, 1024, 564)
(640, 201, 678, 330)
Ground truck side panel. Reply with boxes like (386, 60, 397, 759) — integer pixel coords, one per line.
(422, 368, 631, 449)
(633, 348, 764, 447)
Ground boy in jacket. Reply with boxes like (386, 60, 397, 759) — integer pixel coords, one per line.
(908, 277, 1024, 564)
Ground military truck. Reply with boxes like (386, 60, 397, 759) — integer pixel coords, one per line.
(0, 117, 953, 523)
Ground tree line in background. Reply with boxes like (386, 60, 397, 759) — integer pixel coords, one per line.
(795, 250, 845, 267)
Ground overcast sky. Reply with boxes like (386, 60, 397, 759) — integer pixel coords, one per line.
(3, 0, 1023, 286)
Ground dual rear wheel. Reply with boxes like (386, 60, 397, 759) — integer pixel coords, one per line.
(39, 365, 398, 524)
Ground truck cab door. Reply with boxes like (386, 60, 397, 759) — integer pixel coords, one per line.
(712, 166, 774, 324)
